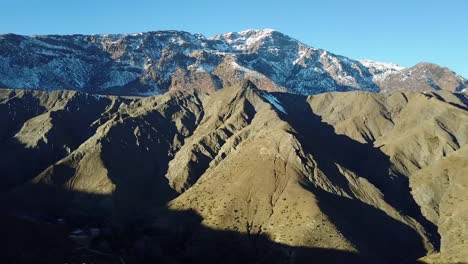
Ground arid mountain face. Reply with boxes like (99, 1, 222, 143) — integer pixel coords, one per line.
(372, 62, 468, 93)
(0, 30, 466, 96)
(0, 81, 467, 263)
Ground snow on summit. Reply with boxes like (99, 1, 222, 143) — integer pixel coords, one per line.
(210, 29, 278, 51)
(0, 29, 465, 95)
(359, 59, 405, 72)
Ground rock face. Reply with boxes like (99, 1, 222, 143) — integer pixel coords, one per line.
(1, 83, 467, 263)
(373, 62, 468, 92)
(1, 30, 466, 95)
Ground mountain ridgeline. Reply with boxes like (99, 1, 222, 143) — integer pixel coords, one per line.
(0, 81, 467, 263)
(0, 29, 467, 96)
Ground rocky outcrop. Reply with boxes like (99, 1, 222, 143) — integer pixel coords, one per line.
(375, 62, 467, 92)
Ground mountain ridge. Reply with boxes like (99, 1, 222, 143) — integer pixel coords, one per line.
(1, 29, 466, 96)
(1, 83, 467, 263)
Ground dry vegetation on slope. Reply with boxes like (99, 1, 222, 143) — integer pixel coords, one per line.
(0, 82, 467, 263)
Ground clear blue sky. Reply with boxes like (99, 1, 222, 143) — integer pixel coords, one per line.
(1, 0, 467, 77)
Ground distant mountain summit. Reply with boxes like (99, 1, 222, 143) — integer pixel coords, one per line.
(374, 62, 468, 92)
(0, 29, 466, 95)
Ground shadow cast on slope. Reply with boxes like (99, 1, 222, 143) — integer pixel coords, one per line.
(0, 184, 408, 264)
(301, 182, 427, 263)
(99, 98, 205, 221)
(0, 89, 437, 263)
(174, 97, 257, 190)
(275, 93, 440, 257)
(0, 95, 115, 192)
(99, 111, 182, 221)
(427, 92, 468, 111)
(453, 92, 468, 108)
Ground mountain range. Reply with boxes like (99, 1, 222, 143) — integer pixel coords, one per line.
(1, 29, 467, 96)
(1, 28, 468, 264)
(1, 81, 467, 263)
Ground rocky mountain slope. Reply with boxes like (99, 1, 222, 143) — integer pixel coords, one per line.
(0, 81, 467, 263)
(370, 62, 468, 93)
(1, 30, 466, 96)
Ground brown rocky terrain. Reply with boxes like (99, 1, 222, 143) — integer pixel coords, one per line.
(373, 62, 467, 93)
(0, 81, 467, 263)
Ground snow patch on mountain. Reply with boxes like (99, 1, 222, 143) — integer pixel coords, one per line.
(262, 92, 287, 114)
(359, 59, 407, 83)
(102, 71, 139, 89)
(360, 59, 405, 72)
(211, 29, 276, 51)
(0, 30, 465, 95)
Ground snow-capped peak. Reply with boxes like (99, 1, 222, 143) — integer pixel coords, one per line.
(359, 59, 406, 83)
(0, 29, 465, 96)
(238, 28, 276, 35)
(213, 29, 277, 39)
(210, 29, 280, 51)
(359, 59, 405, 72)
